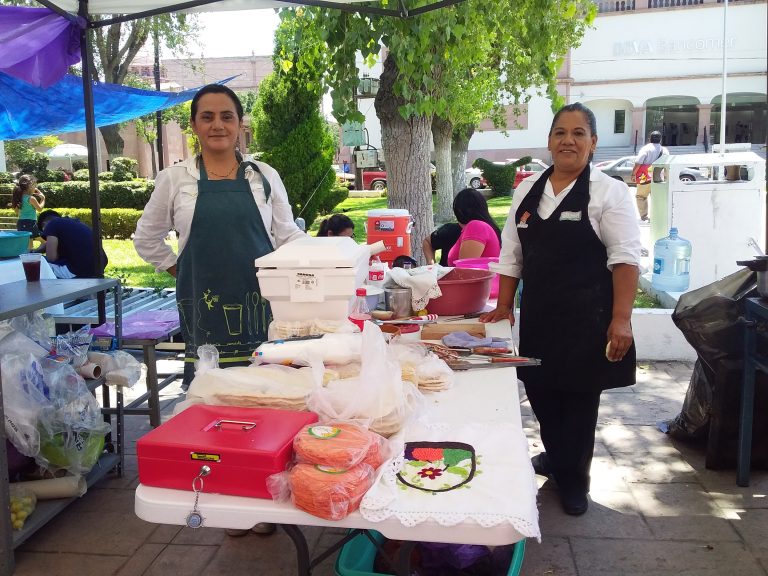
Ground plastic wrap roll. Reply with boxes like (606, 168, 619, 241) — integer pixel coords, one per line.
(13, 475, 87, 500)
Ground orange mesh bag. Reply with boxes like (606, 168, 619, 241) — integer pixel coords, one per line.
(293, 422, 373, 468)
(288, 463, 374, 520)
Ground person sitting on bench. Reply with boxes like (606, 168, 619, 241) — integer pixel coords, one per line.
(36, 210, 107, 278)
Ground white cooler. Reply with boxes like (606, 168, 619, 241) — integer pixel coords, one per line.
(255, 237, 369, 321)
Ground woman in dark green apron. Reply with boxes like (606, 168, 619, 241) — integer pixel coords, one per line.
(134, 84, 304, 388)
(481, 103, 642, 516)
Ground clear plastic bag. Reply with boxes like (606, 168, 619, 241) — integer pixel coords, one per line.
(51, 325, 93, 368)
(293, 422, 387, 469)
(267, 318, 359, 341)
(87, 350, 142, 388)
(307, 323, 424, 437)
(5, 312, 53, 351)
(288, 462, 375, 520)
(255, 333, 363, 367)
(195, 344, 219, 374)
(1, 353, 48, 457)
(389, 342, 455, 392)
(9, 484, 37, 531)
(35, 363, 110, 475)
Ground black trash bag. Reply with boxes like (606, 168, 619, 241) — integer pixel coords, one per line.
(664, 359, 714, 440)
(664, 268, 762, 449)
(671, 268, 756, 375)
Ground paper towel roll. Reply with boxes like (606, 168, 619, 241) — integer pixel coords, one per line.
(14, 476, 87, 500)
(77, 362, 102, 379)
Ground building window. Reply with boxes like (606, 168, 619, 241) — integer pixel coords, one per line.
(614, 110, 626, 134)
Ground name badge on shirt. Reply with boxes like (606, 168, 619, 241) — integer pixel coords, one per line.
(559, 211, 582, 222)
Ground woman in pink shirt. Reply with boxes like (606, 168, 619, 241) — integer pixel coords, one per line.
(446, 188, 502, 265)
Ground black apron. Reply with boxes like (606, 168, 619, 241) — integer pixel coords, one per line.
(176, 158, 275, 383)
(515, 165, 635, 392)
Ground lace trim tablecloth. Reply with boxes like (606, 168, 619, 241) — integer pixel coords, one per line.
(360, 421, 540, 541)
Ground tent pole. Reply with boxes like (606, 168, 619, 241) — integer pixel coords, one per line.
(154, 24, 164, 172)
(79, 0, 107, 322)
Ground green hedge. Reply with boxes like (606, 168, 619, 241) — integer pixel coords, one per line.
(0, 180, 154, 209)
(473, 156, 531, 197)
(0, 208, 142, 239)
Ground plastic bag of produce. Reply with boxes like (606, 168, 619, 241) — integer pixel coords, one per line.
(9, 484, 37, 531)
(35, 363, 110, 475)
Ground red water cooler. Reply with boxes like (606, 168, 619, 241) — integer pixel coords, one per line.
(366, 209, 412, 265)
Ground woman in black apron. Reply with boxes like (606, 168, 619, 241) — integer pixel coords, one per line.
(481, 103, 641, 515)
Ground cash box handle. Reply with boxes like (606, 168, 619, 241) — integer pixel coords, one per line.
(214, 419, 257, 431)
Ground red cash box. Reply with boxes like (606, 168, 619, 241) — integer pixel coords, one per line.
(137, 405, 318, 498)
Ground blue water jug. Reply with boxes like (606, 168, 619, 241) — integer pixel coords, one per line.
(652, 227, 692, 292)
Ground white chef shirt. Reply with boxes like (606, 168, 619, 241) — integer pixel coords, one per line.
(134, 156, 305, 272)
(493, 168, 642, 279)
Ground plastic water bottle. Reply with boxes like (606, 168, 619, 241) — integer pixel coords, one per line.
(652, 227, 692, 292)
(348, 287, 372, 331)
(367, 256, 388, 290)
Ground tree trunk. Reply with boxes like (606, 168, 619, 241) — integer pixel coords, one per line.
(374, 54, 433, 265)
(99, 124, 125, 158)
(451, 123, 475, 195)
(432, 115, 454, 224)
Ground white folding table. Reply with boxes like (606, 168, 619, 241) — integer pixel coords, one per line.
(135, 320, 537, 575)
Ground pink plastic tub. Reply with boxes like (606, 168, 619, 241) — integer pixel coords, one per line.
(454, 257, 500, 298)
(427, 268, 494, 316)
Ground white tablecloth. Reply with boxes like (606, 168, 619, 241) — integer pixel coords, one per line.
(0, 257, 64, 315)
(135, 320, 538, 546)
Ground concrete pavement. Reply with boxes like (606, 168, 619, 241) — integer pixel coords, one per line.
(11, 359, 768, 576)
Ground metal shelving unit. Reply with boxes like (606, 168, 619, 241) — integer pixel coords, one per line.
(0, 278, 123, 575)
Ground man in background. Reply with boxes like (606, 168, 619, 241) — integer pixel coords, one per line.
(36, 210, 107, 278)
(632, 131, 669, 222)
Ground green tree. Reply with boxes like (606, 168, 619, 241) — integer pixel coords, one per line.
(252, 9, 337, 228)
(296, 0, 594, 261)
(432, 1, 595, 222)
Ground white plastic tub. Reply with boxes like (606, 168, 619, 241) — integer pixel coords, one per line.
(255, 237, 369, 321)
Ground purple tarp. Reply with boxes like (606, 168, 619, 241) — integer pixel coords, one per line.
(0, 6, 81, 88)
(91, 310, 180, 341)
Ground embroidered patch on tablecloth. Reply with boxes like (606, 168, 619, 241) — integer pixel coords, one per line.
(396, 441, 478, 493)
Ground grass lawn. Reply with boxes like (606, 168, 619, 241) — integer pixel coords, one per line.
(106, 194, 660, 307)
(104, 238, 178, 290)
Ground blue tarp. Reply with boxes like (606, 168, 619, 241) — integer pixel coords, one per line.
(0, 71, 231, 141)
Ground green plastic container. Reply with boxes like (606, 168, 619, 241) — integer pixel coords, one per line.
(0, 231, 31, 258)
(335, 530, 526, 576)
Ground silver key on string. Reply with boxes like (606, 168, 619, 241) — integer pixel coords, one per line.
(185, 465, 210, 529)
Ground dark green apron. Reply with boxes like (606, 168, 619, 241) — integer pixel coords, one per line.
(176, 158, 274, 384)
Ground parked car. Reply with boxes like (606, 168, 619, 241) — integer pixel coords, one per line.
(332, 164, 355, 188)
(465, 167, 485, 189)
(594, 156, 707, 185)
(507, 158, 549, 188)
(362, 163, 436, 191)
(465, 158, 549, 189)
